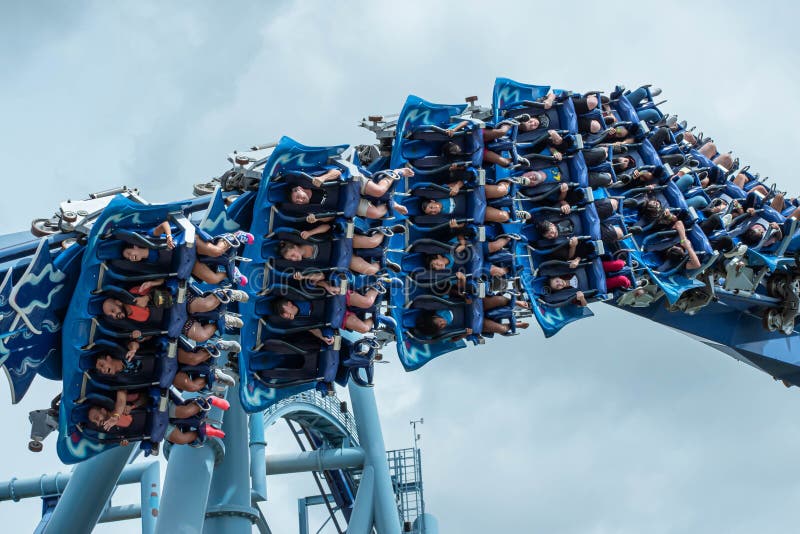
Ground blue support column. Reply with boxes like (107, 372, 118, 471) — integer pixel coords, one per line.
(203, 379, 260, 533)
(348, 383, 401, 534)
(155, 438, 223, 534)
(414, 514, 438, 534)
(42, 445, 133, 534)
(155, 348, 232, 534)
(140, 461, 160, 534)
(249, 412, 267, 503)
(298, 498, 309, 534)
(346, 465, 375, 534)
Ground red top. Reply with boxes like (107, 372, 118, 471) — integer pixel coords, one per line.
(124, 285, 152, 322)
(117, 414, 133, 428)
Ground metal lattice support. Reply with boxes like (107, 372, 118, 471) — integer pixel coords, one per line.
(386, 448, 425, 532)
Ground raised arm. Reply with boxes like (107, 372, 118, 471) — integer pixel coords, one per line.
(103, 390, 129, 430)
(153, 222, 175, 249)
(300, 224, 332, 241)
(447, 120, 470, 137)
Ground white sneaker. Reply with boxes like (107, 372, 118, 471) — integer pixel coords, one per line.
(223, 314, 244, 329)
(214, 339, 242, 353)
(721, 214, 733, 228)
(515, 210, 531, 221)
(216, 289, 249, 303)
(724, 243, 748, 259)
(227, 289, 249, 303)
(213, 368, 236, 388)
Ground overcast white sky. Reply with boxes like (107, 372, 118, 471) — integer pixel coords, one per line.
(3, 1, 800, 532)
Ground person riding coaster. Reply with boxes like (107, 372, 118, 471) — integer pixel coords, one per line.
(414, 294, 529, 339)
(89, 337, 237, 391)
(101, 281, 248, 342)
(419, 194, 531, 224)
(86, 390, 228, 446)
(277, 231, 396, 277)
(271, 285, 392, 338)
(290, 166, 412, 219)
(118, 221, 254, 286)
(422, 233, 517, 280)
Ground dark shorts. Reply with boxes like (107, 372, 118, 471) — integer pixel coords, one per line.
(600, 222, 619, 243)
(582, 147, 607, 167)
(182, 319, 196, 336)
(595, 198, 614, 220)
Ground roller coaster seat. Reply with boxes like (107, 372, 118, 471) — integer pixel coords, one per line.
(402, 185, 487, 227)
(263, 228, 353, 274)
(71, 389, 168, 445)
(267, 170, 361, 221)
(532, 262, 606, 307)
(501, 93, 577, 136)
(90, 283, 187, 339)
(249, 335, 339, 389)
(403, 237, 482, 276)
(80, 338, 177, 390)
(524, 211, 593, 251)
(255, 285, 346, 337)
(401, 123, 483, 173)
(96, 228, 195, 281)
(335, 338, 381, 388)
(403, 294, 483, 343)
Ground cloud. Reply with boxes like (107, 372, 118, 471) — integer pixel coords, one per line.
(2, 1, 800, 533)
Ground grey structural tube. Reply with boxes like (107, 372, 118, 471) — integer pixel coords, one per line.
(0, 460, 158, 502)
(42, 444, 134, 534)
(98, 504, 142, 523)
(265, 448, 365, 475)
(0, 458, 160, 534)
(0, 459, 160, 534)
(203, 379, 260, 534)
(0, 473, 71, 502)
(348, 382, 401, 534)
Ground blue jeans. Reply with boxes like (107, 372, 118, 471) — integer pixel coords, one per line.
(674, 174, 695, 192)
(625, 86, 650, 108)
(637, 108, 661, 123)
(686, 195, 709, 210)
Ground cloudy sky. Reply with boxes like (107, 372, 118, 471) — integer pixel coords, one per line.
(3, 1, 800, 532)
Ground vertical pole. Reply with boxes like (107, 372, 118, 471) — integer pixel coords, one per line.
(203, 379, 259, 533)
(43, 445, 133, 534)
(140, 461, 160, 534)
(348, 383, 401, 534)
(156, 434, 223, 534)
(298, 498, 309, 534)
(346, 465, 375, 534)
(249, 412, 267, 502)
(155, 346, 232, 534)
(413, 514, 438, 534)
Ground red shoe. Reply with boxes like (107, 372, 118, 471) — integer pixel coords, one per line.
(204, 425, 226, 439)
(207, 396, 230, 411)
(233, 267, 248, 287)
(234, 231, 255, 245)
